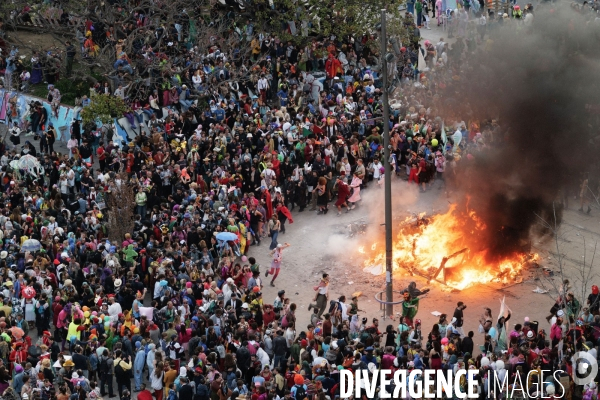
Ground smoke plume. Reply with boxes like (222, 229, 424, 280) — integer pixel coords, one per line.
(447, 6, 600, 261)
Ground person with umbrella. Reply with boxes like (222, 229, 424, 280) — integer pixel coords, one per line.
(215, 232, 239, 258)
(9, 326, 25, 341)
(20, 239, 41, 253)
(20, 285, 36, 328)
(11, 314, 28, 339)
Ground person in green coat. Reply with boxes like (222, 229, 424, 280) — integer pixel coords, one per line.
(290, 339, 301, 365)
(566, 292, 580, 320)
(122, 244, 138, 270)
(401, 292, 420, 327)
(415, 0, 424, 27)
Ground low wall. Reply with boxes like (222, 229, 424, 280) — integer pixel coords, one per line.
(0, 89, 134, 145)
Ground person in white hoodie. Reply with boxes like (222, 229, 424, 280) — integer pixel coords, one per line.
(146, 344, 156, 380)
(222, 278, 237, 304)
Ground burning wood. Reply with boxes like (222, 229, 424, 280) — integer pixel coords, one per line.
(429, 248, 469, 285)
(360, 205, 538, 290)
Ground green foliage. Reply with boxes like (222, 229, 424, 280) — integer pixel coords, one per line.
(29, 78, 89, 107)
(197, 96, 208, 111)
(80, 95, 128, 126)
(54, 78, 89, 106)
(30, 84, 49, 101)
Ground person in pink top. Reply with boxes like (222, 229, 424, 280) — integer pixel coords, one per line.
(348, 174, 362, 210)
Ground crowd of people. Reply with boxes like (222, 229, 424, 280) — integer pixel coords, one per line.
(0, 0, 599, 400)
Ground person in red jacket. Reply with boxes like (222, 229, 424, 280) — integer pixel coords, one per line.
(325, 53, 341, 80)
(261, 187, 273, 220)
(262, 304, 276, 327)
(275, 204, 293, 234)
(334, 176, 351, 215)
(137, 384, 154, 400)
(9, 343, 27, 373)
(52, 297, 63, 329)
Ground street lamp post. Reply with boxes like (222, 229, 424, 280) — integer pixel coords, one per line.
(380, 9, 394, 318)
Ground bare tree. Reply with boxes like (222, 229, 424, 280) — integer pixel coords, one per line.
(535, 204, 598, 323)
(1, 0, 408, 100)
(105, 173, 135, 243)
(535, 203, 599, 396)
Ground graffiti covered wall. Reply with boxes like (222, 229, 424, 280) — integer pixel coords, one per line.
(0, 89, 133, 145)
(0, 89, 78, 141)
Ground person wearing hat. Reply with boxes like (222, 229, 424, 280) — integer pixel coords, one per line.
(361, 346, 378, 367)
(13, 363, 25, 394)
(2, 279, 14, 298)
(59, 359, 75, 383)
(273, 290, 286, 313)
(290, 372, 307, 399)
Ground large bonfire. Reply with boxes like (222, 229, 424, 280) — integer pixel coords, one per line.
(360, 203, 538, 290)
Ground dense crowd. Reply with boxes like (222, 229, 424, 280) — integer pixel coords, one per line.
(0, 1, 599, 400)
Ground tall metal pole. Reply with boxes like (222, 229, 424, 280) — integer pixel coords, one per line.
(381, 9, 394, 317)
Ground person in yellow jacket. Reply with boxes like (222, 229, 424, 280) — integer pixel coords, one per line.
(238, 221, 248, 255)
(67, 317, 85, 345)
(114, 349, 133, 397)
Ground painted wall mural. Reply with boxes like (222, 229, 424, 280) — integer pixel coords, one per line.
(0, 89, 134, 145)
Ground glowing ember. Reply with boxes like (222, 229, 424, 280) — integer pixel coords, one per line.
(362, 204, 538, 290)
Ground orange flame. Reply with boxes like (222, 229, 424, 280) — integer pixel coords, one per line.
(362, 205, 537, 290)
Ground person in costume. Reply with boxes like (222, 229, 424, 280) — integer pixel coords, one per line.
(333, 176, 351, 215)
(402, 292, 420, 327)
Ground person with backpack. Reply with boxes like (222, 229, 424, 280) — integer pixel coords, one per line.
(114, 350, 133, 398)
(98, 349, 115, 398)
(167, 335, 184, 371)
(35, 294, 51, 336)
(193, 375, 209, 400)
(290, 373, 307, 400)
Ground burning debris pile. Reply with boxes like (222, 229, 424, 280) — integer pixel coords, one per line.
(360, 205, 540, 290)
